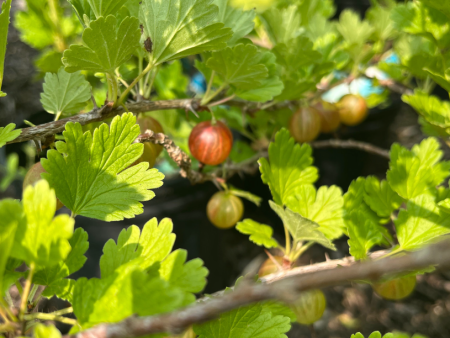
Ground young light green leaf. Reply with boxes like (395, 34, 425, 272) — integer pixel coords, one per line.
(262, 301, 296, 322)
(159, 249, 208, 305)
(34, 324, 62, 338)
(259, 129, 318, 206)
(270, 201, 335, 250)
(273, 36, 321, 72)
(100, 218, 175, 278)
(0, 123, 21, 148)
(272, 36, 322, 100)
(346, 210, 389, 260)
(0, 0, 11, 97)
(194, 301, 291, 338)
(260, 5, 302, 45)
(403, 91, 450, 130)
(214, 0, 255, 46)
(395, 194, 450, 251)
(236, 219, 278, 249)
(364, 176, 404, 218)
(62, 15, 140, 74)
(10, 180, 74, 267)
(139, 0, 232, 66)
(387, 138, 450, 200)
(41, 113, 164, 221)
(99, 219, 207, 306)
(344, 178, 391, 260)
(236, 49, 284, 102)
(421, 0, 450, 20)
(34, 228, 89, 302)
(87, 0, 129, 19)
(206, 43, 268, 90)
(0, 153, 23, 192)
(41, 67, 91, 118)
(73, 262, 184, 330)
(229, 186, 262, 206)
(286, 184, 346, 240)
(366, 3, 395, 41)
(336, 10, 373, 47)
(392, 2, 450, 49)
(0, 199, 21, 294)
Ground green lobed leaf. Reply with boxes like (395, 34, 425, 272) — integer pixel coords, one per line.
(87, 0, 129, 19)
(41, 67, 91, 117)
(423, 67, 450, 94)
(10, 180, 74, 267)
(366, 3, 396, 41)
(270, 201, 335, 250)
(387, 138, 450, 200)
(206, 43, 268, 90)
(41, 113, 164, 221)
(159, 249, 208, 305)
(0, 153, 23, 192)
(347, 210, 389, 261)
(364, 176, 404, 218)
(421, 0, 450, 20)
(68, 0, 95, 23)
(34, 228, 89, 302)
(15, 0, 54, 50)
(392, 2, 450, 49)
(259, 129, 318, 206)
(344, 178, 391, 260)
(194, 301, 291, 338)
(72, 261, 184, 330)
(0, 123, 21, 148)
(286, 184, 346, 241)
(100, 218, 175, 278)
(394, 34, 438, 80)
(0, 0, 11, 97)
(139, 0, 232, 66)
(214, 0, 255, 46)
(99, 218, 207, 305)
(395, 194, 450, 251)
(34, 324, 62, 338)
(260, 5, 302, 45)
(403, 91, 450, 129)
(236, 49, 284, 102)
(336, 10, 373, 46)
(0, 199, 21, 295)
(273, 36, 321, 73)
(62, 15, 140, 74)
(236, 219, 278, 249)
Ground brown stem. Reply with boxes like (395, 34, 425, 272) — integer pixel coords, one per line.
(310, 139, 390, 159)
(63, 241, 450, 338)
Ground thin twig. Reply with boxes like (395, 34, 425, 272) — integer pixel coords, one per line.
(64, 240, 450, 338)
(310, 139, 390, 159)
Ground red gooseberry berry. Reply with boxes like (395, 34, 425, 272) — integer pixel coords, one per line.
(189, 121, 233, 166)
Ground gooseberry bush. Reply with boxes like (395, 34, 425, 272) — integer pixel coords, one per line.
(2, 0, 450, 337)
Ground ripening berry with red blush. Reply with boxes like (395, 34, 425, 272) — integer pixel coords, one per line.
(189, 121, 233, 166)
